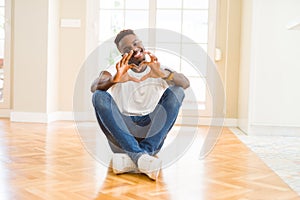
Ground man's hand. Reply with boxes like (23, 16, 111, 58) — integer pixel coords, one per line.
(139, 51, 166, 81)
(112, 50, 140, 83)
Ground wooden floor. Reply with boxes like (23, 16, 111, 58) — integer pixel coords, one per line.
(0, 119, 299, 200)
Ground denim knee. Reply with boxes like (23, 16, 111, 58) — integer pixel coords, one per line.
(168, 86, 185, 104)
(92, 90, 112, 111)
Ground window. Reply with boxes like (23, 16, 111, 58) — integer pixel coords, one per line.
(98, 0, 149, 42)
(91, 0, 214, 116)
(0, 0, 11, 108)
(0, 0, 5, 102)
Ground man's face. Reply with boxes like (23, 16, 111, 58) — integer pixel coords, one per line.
(117, 34, 146, 66)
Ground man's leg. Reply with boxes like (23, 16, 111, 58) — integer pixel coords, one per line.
(95, 113, 125, 154)
(92, 90, 146, 164)
(139, 86, 185, 155)
(122, 115, 151, 141)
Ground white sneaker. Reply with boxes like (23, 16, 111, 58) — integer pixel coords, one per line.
(137, 154, 162, 181)
(112, 153, 138, 174)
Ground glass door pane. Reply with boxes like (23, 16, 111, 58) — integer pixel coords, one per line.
(0, 0, 11, 108)
(0, 4, 5, 102)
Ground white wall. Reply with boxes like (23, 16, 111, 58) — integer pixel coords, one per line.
(252, 0, 300, 126)
(59, 0, 86, 112)
(13, 0, 49, 113)
(239, 0, 300, 135)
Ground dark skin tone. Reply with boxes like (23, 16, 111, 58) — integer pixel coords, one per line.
(91, 34, 190, 92)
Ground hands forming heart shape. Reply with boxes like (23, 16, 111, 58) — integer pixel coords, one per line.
(112, 50, 165, 83)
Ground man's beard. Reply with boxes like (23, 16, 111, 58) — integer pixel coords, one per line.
(128, 58, 144, 66)
(128, 49, 145, 66)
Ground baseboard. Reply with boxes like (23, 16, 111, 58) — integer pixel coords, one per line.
(10, 112, 51, 123)
(10, 111, 75, 123)
(175, 116, 237, 127)
(8, 111, 238, 127)
(237, 118, 249, 134)
(51, 112, 74, 121)
(233, 123, 300, 137)
(8, 111, 300, 136)
(9, 111, 97, 123)
(223, 118, 238, 127)
(248, 125, 300, 137)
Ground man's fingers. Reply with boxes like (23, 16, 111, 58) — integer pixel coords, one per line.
(140, 72, 151, 81)
(120, 53, 127, 65)
(123, 50, 134, 65)
(144, 51, 158, 62)
(128, 75, 141, 83)
(116, 61, 121, 69)
(120, 51, 130, 66)
(139, 61, 150, 67)
(128, 64, 137, 69)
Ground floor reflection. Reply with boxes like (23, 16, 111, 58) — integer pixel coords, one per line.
(94, 167, 171, 200)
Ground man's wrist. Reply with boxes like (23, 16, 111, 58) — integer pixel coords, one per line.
(110, 75, 119, 84)
(163, 68, 174, 81)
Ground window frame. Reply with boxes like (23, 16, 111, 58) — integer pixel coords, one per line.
(0, 0, 11, 109)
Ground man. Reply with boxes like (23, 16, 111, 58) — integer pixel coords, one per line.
(91, 29, 190, 180)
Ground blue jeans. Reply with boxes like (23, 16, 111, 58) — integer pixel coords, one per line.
(92, 86, 185, 165)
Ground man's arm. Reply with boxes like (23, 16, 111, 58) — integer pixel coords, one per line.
(162, 69, 190, 89)
(91, 71, 115, 93)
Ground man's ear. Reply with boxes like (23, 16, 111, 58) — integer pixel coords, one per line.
(116, 43, 121, 52)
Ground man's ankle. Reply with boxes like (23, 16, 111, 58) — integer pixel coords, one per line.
(137, 154, 162, 181)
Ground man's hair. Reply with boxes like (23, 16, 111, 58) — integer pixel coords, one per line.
(114, 29, 135, 47)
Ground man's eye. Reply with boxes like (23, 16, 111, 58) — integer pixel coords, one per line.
(135, 41, 141, 46)
(123, 49, 130, 53)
